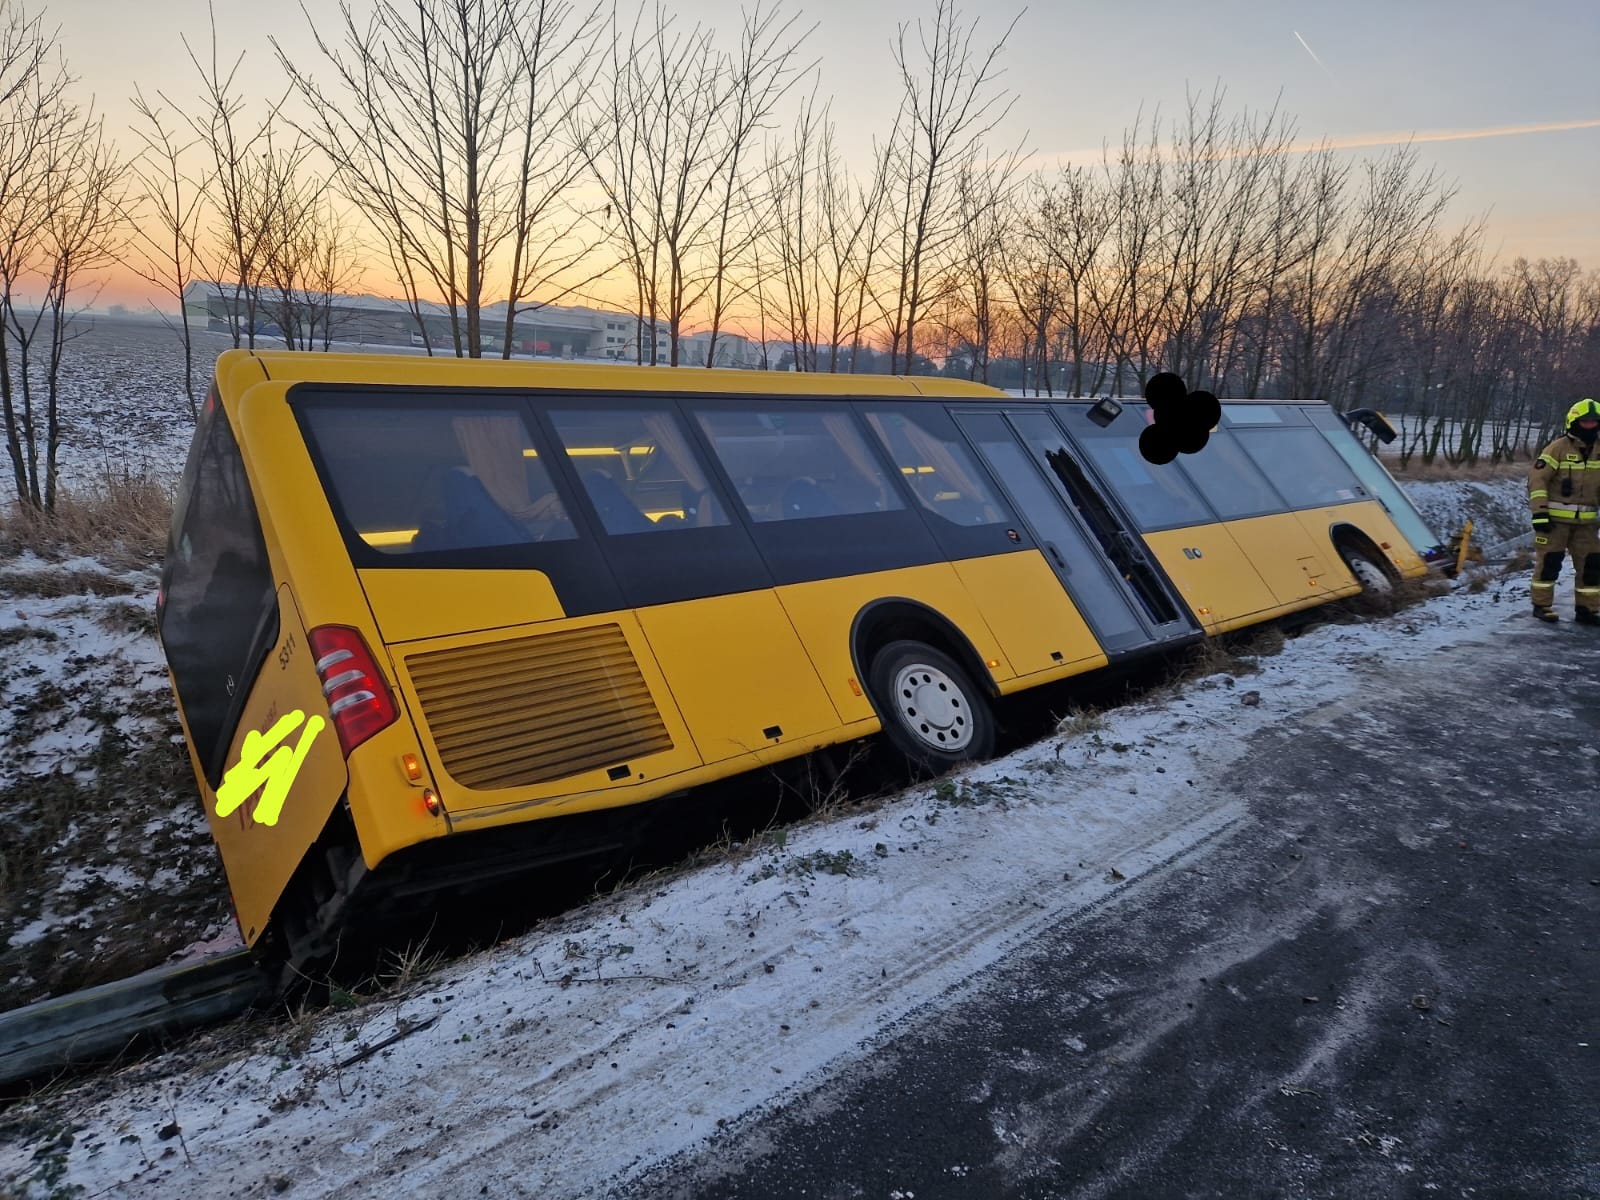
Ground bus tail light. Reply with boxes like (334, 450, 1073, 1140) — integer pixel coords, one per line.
(308, 625, 398, 758)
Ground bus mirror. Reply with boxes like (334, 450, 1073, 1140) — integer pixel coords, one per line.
(1087, 398, 1123, 428)
(1343, 408, 1397, 444)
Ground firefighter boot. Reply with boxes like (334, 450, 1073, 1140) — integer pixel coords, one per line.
(1533, 605, 1559, 623)
(1575, 607, 1600, 626)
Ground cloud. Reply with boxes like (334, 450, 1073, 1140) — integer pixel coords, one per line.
(1304, 117, 1600, 153)
(1036, 117, 1600, 167)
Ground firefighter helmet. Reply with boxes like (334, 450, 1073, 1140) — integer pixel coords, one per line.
(1566, 398, 1600, 428)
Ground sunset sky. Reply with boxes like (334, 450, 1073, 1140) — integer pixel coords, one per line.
(41, 0, 1600, 312)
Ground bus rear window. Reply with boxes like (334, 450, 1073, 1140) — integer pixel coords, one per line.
(159, 407, 278, 786)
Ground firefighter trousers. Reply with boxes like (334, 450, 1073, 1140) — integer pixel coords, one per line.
(1531, 521, 1600, 613)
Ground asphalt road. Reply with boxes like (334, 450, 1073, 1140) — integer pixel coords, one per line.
(622, 621, 1600, 1199)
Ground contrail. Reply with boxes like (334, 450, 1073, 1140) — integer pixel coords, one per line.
(1294, 30, 1337, 81)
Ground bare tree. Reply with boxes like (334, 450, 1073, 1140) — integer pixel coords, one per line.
(254, 171, 364, 353)
(303, 200, 364, 350)
(497, 0, 606, 356)
(581, 2, 806, 366)
(1226, 147, 1316, 399)
(1001, 177, 1063, 394)
(124, 89, 209, 418)
(183, 11, 285, 348)
(693, 3, 809, 368)
(880, 0, 1020, 373)
(0, 3, 70, 510)
(279, 0, 602, 358)
(254, 139, 327, 349)
(1282, 143, 1454, 404)
(1034, 163, 1114, 395)
(763, 95, 821, 369)
(762, 93, 896, 372)
(28, 116, 125, 510)
(940, 162, 1014, 382)
(1155, 90, 1302, 394)
(1092, 112, 1173, 391)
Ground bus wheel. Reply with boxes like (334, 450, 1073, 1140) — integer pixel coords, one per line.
(1338, 544, 1394, 595)
(868, 639, 996, 770)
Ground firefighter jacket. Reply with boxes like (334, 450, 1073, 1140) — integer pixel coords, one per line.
(1528, 433, 1600, 523)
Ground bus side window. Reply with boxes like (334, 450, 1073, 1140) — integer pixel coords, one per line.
(300, 405, 576, 553)
(696, 408, 905, 524)
(1232, 427, 1366, 508)
(862, 409, 1008, 527)
(1172, 428, 1286, 519)
(547, 406, 731, 535)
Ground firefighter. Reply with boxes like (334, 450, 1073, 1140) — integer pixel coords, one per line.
(1528, 398, 1600, 623)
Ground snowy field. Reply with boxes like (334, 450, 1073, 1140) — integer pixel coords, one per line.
(42, 316, 228, 491)
(0, 322, 1548, 1196)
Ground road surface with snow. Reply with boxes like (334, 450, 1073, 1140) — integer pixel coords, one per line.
(627, 598, 1598, 1199)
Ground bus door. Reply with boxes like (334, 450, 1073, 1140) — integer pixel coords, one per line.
(954, 410, 1197, 657)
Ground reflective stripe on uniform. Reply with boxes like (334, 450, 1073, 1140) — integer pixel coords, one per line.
(1547, 506, 1599, 519)
(1550, 456, 1600, 468)
(1530, 490, 1549, 499)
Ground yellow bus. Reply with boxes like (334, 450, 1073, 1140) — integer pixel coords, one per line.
(156, 351, 1435, 976)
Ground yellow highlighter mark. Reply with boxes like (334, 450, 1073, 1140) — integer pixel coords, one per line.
(216, 710, 326, 827)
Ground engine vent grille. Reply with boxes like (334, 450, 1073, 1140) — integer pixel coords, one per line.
(407, 623, 673, 790)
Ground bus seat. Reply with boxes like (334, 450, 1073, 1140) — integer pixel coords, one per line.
(780, 478, 840, 520)
(414, 468, 532, 551)
(581, 469, 654, 534)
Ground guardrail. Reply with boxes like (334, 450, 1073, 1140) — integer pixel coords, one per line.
(0, 950, 267, 1088)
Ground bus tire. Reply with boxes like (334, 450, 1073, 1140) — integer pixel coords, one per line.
(1338, 544, 1395, 595)
(868, 639, 996, 770)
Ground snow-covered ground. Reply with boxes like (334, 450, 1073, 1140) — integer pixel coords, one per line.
(1403, 476, 1529, 555)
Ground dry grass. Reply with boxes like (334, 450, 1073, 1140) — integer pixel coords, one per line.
(0, 567, 141, 598)
(1175, 623, 1286, 681)
(1385, 457, 1527, 483)
(1055, 706, 1106, 738)
(0, 467, 174, 571)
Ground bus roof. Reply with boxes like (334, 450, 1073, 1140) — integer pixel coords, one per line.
(221, 349, 1011, 401)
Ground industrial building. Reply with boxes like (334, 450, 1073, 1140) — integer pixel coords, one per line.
(181, 281, 763, 367)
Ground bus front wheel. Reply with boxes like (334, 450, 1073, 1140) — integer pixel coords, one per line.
(868, 639, 997, 771)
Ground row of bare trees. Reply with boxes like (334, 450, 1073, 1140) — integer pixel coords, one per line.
(130, 0, 1022, 375)
(1, 0, 1595, 514)
(902, 109, 1600, 465)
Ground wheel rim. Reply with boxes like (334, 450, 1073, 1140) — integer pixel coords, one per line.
(891, 661, 974, 753)
(1345, 553, 1393, 594)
